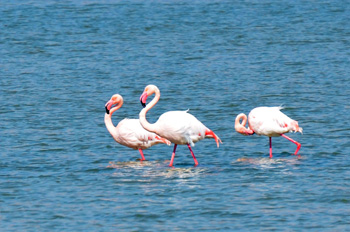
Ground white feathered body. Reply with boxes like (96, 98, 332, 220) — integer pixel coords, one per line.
(152, 110, 209, 146)
(113, 118, 166, 150)
(248, 107, 302, 137)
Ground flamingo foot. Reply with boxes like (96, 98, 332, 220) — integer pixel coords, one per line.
(294, 143, 301, 156)
(138, 149, 146, 161)
(269, 137, 273, 159)
(187, 144, 198, 166)
(169, 144, 177, 167)
(281, 134, 301, 156)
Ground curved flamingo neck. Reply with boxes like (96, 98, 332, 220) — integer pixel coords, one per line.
(104, 102, 123, 140)
(139, 87, 160, 133)
(235, 113, 254, 135)
(109, 103, 122, 116)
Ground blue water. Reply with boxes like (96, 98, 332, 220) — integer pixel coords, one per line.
(1, 1, 350, 231)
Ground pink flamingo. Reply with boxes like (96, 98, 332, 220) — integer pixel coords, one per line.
(104, 94, 171, 161)
(235, 106, 303, 158)
(139, 85, 222, 167)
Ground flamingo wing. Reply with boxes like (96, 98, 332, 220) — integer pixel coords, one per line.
(248, 107, 294, 137)
(267, 107, 302, 133)
(116, 119, 168, 149)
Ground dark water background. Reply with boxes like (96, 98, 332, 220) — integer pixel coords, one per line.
(1, 0, 350, 231)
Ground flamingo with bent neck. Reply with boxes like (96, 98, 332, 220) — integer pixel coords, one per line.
(139, 84, 222, 167)
(235, 106, 303, 158)
(104, 94, 170, 161)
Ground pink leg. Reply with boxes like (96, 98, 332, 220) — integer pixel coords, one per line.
(169, 144, 177, 167)
(281, 134, 301, 156)
(187, 144, 199, 166)
(138, 149, 146, 161)
(269, 137, 273, 159)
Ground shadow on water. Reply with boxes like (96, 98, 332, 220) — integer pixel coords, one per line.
(106, 159, 217, 179)
(105, 152, 305, 176)
(234, 155, 304, 168)
(106, 160, 162, 169)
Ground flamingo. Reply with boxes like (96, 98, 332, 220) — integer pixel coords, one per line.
(235, 106, 303, 158)
(139, 84, 222, 167)
(104, 94, 171, 161)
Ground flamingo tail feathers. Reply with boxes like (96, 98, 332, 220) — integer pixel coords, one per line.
(290, 121, 303, 134)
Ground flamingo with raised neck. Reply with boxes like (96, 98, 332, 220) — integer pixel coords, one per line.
(139, 84, 222, 167)
(104, 94, 170, 161)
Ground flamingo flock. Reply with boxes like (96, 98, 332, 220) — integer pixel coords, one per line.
(104, 85, 303, 166)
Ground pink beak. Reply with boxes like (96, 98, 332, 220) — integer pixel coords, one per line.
(105, 100, 114, 114)
(140, 92, 148, 108)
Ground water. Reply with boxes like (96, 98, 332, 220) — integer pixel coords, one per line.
(1, 0, 350, 231)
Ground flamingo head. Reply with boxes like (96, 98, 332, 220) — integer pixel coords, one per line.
(105, 94, 123, 114)
(235, 113, 254, 136)
(140, 84, 158, 108)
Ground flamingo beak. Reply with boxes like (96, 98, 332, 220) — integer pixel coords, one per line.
(140, 92, 148, 108)
(105, 100, 113, 114)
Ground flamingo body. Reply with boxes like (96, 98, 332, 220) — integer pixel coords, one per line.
(152, 110, 209, 146)
(235, 106, 302, 158)
(104, 94, 170, 161)
(248, 107, 301, 137)
(113, 118, 169, 150)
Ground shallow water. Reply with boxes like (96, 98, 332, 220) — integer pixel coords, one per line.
(1, 0, 350, 231)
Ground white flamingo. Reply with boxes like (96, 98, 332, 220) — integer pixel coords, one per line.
(104, 94, 170, 161)
(235, 106, 303, 158)
(139, 85, 222, 167)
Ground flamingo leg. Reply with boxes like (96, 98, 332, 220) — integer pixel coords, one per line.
(169, 144, 177, 167)
(281, 134, 301, 156)
(269, 137, 273, 159)
(138, 149, 146, 161)
(187, 144, 199, 166)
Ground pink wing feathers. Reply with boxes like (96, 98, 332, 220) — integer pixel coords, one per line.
(115, 119, 171, 150)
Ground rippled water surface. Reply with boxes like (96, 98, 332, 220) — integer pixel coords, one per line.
(1, 0, 350, 231)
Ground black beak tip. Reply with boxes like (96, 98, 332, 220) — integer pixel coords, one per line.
(105, 106, 110, 114)
(141, 101, 146, 108)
